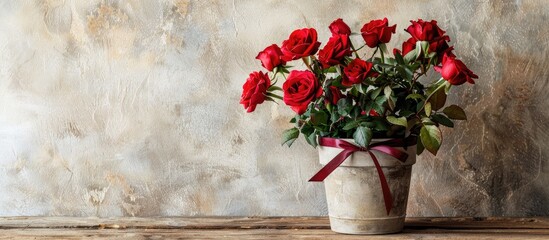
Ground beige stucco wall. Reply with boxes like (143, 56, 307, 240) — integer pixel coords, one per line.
(0, 0, 548, 217)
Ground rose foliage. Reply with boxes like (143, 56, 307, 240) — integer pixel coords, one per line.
(240, 18, 477, 155)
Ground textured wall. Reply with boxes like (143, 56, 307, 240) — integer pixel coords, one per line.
(0, 0, 548, 217)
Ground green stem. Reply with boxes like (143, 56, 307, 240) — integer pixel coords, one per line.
(270, 70, 278, 84)
(265, 92, 283, 100)
(354, 44, 366, 52)
(408, 72, 423, 92)
(380, 47, 385, 63)
(350, 42, 360, 59)
(370, 47, 379, 60)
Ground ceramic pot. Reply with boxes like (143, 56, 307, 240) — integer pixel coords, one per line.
(318, 138, 416, 234)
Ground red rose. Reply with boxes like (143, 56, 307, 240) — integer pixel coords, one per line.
(406, 19, 447, 42)
(256, 44, 286, 71)
(240, 71, 271, 112)
(329, 18, 351, 35)
(434, 54, 478, 85)
(282, 70, 323, 114)
(342, 58, 378, 86)
(360, 18, 396, 48)
(393, 37, 417, 56)
(281, 28, 321, 61)
(325, 86, 343, 105)
(318, 34, 352, 68)
(406, 19, 450, 56)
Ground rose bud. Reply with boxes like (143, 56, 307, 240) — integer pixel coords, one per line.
(361, 18, 396, 48)
(282, 70, 323, 115)
(434, 54, 478, 85)
(281, 28, 321, 61)
(329, 18, 352, 36)
(256, 44, 286, 71)
(318, 34, 352, 68)
(240, 71, 271, 112)
(342, 58, 378, 86)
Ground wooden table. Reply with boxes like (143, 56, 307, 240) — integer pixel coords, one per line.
(0, 217, 547, 239)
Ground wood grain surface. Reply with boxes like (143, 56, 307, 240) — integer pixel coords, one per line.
(0, 217, 547, 239)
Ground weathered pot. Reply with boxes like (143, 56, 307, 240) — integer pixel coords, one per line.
(318, 138, 416, 234)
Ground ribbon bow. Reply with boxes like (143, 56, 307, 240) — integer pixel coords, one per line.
(309, 137, 416, 215)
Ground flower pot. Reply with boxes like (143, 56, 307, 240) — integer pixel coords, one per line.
(318, 138, 416, 234)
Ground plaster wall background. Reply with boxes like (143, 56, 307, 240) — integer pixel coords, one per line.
(0, 0, 548, 217)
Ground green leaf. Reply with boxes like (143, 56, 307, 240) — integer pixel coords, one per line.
(343, 120, 360, 131)
(406, 93, 425, 101)
(370, 118, 389, 132)
(324, 66, 338, 73)
(422, 117, 435, 125)
(404, 48, 417, 63)
(386, 116, 407, 128)
(425, 102, 432, 117)
(416, 137, 425, 155)
(443, 105, 467, 120)
(370, 87, 382, 100)
(281, 128, 299, 147)
(373, 62, 395, 69)
(394, 51, 405, 65)
(384, 85, 392, 99)
(420, 125, 442, 155)
(356, 84, 367, 94)
(337, 98, 351, 116)
(431, 114, 454, 128)
(416, 100, 425, 112)
(305, 131, 318, 148)
(429, 87, 447, 111)
(310, 111, 328, 126)
(300, 124, 315, 135)
(387, 96, 396, 111)
(335, 65, 343, 76)
(384, 57, 397, 65)
(397, 66, 414, 81)
(375, 95, 387, 106)
(289, 116, 298, 123)
(406, 118, 420, 132)
(330, 110, 340, 123)
(414, 42, 423, 60)
(416, 40, 429, 57)
(353, 126, 373, 148)
(379, 43, 389, 55)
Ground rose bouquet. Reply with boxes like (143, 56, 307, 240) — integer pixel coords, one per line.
(240, 18, 477, 156)
(240, 18, 477, 234)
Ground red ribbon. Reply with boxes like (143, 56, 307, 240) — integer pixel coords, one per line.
(309, 137, 416, 215)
